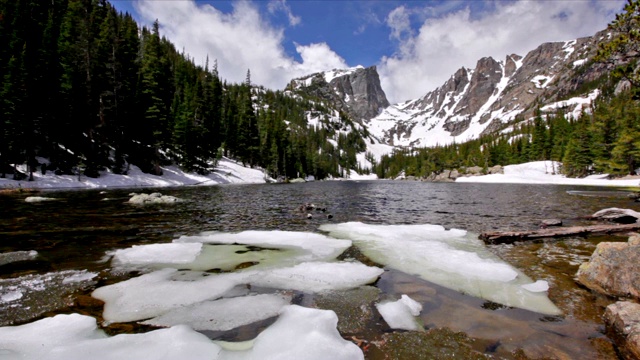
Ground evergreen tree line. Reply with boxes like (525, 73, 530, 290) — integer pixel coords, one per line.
(0, 0, 367, 181)
(373, 89, 640, 179)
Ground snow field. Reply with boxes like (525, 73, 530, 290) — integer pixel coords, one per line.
(456, 160, 640, 187)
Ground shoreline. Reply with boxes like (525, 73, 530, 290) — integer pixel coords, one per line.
(2, 160, 640, 191)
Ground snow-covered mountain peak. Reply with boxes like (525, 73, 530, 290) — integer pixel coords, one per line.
(323, 65, 365, 83)
(286, 65, 389, 123)
(364, 31, 612, 149)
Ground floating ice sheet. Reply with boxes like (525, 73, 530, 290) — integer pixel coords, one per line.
(112, 231, 353, 272)
(93, 262, 382, 323)
(0, 306, 363, 360)
(219, 305, 364, 360)
(111, 243, 203, 267)
(0, 313, 221, 360)
(320, 222, 561, 315)
(376, 294, 423, 331)
(521, 280, 549, 293)
(174, 230, 352, 268)
(92, 268, 248, 323)
(141, 293, 292, 331)
(250, 262, 384, 293)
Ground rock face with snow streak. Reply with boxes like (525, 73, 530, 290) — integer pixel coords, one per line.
(287, 65, 390, 123)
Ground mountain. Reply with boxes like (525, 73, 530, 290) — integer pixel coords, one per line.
(365, 31, 612, 149)
(289, 31, 616, 156)
(286, 65, 390, 124)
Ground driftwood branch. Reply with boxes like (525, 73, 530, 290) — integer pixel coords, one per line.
(480, 223, 640, 245)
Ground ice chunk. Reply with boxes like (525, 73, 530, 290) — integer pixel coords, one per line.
(320, 222, 561, 315)
(92, 268, 249, 323)
(0, 313, 106, 359)
(376, 294, 423, 331)
(249, 261, 384, 293)
(521, 280, 549, 292)
(111, 243, 203, 267)
(0, 250, 38, 266)
(128, 193, 181, 204)
(141, 293, 291, 331)
(94, 261, 382, 323)
(220, 305, 363, 360)
(175, 230, 352, 268)
(0, 306, 361, 360)
(62, 271, 98, 284)
(24, 196, 58, 202)
(1, 290, 23, 303)
(0, 313, 222, 360)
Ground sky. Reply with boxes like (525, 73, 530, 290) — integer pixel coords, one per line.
(110, 0, 625, 104)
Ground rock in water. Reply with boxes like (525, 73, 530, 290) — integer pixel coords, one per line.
(604, 301, 640, 360)
(576, 236, 640, 301)
(591, 208, 640, 224)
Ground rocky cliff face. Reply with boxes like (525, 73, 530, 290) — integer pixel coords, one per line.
(287, 65, 390, 123)
(366, 30, 612, 148)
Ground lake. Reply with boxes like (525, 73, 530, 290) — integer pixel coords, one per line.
(0, 180, 634, 359)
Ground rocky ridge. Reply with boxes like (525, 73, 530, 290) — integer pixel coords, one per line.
(287, 65, 390, 124)
(366, 30, 612, 148)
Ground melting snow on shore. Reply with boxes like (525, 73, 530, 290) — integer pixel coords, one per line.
(0, 157, 269, 190)
(456, 161, 640, 187)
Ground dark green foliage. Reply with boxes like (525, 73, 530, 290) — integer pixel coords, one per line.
(595, 0, 640, 94)
(0, 0, 370, 181)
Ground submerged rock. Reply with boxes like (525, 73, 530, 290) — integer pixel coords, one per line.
(604, 301, 640, 360)
(540, 219, 563, 227)
(314, 286, 381, 334)
(371, 328, 489, 360)
(576, 235, 640, 301)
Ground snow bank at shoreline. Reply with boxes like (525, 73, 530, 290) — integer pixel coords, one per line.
(0, 158, 269, 190)
(2, 160, 638, 190)
(456, 161, 640, 188)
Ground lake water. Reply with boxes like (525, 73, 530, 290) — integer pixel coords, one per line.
(0, 181, 635, 359)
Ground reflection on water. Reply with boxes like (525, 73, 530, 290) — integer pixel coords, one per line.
(0, 181, 634, 358)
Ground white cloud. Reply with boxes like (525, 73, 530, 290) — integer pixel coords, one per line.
(267, 0, 301, 27)
(379, 0, 625, 104)
(386, 6, 413, 41)
(134, 0, 342, 89)
(294, 43, 349, 72)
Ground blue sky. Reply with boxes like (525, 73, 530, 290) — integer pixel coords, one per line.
(110, 0, 624, 103)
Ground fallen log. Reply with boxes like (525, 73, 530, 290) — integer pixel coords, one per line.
(480, 223, 640, 245)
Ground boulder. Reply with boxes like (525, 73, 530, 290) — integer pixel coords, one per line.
(428, 170, 458, 182)
(576, 236, 640, 300)
(464, 166, 483, 175)
(604, 301, 640, 360)
(591, 208, 640, 224)
(488, 165, 503, 174)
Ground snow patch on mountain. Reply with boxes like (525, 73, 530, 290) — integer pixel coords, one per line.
(323, 65, 365, 83)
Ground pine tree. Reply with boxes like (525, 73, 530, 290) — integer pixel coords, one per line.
(595, 0, 640, 96)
